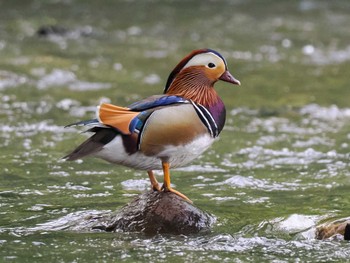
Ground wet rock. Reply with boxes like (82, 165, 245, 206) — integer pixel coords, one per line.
(36, 25, 93, 38)
(32, 191, 215, 235)
(345, 224, 350, 240)
(315, 217, 350, 240)
(93, 191, 216, 235)
(37, 25, 68, 37)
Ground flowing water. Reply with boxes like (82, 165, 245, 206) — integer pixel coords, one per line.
(1, 0, 350, 262)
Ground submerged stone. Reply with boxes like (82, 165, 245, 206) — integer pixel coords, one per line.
(37, 25, 68, 37)
(316, 217, 350, 240)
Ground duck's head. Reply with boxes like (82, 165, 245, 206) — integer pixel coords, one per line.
(164, 49, 240, 97)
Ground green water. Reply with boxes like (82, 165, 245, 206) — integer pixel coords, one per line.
(1, 0, 350, 262)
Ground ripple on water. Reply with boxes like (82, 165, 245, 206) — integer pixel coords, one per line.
(224, 105, 350, 187)
(213, 174, 327, 192)
(30, 210, 110, 231)
(235, 146, 330, 163)
(47, 182, 91, 191)
(206, 171, 342, 201)
(0, 121, 67, 135)
(125, 232, 350, 261)
(303, 45, 350, 65)
(36, 68, 111, 91)
(121, 179, 151, 191)
(272, 214, 320, 233)
(0, 70, 29, 90)
(175, 164, 226, 173)
(300, 103, 350, 120)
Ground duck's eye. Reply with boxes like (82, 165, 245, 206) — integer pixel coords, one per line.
(207, 62, 216, 68)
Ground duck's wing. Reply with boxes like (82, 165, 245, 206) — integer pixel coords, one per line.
(65, 95, 188, 133)
(64, 95, 189, 161)
(127, 95, 188, 111)
(98, 95, 188, 134)
(63, 127, 117, 161)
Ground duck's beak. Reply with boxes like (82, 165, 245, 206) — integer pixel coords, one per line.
(219, 70, 241, 85)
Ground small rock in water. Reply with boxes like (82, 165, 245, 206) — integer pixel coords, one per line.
(344, 224, 350, 241)
(316, 217, 350, 240)
(32, 191, 216, 235)
(37, 25, 68, 37)
(93, 191, 216, 235)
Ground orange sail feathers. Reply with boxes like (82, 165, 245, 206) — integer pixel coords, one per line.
(98, 103, 139, 134)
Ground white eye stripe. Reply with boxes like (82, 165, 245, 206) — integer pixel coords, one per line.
(183, 52, 225, 69)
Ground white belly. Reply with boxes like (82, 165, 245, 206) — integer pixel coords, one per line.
(95, 134, 215, 170)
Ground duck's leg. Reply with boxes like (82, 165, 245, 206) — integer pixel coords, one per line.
(147, 170, 161, 191)
(161, 162, 192, 203)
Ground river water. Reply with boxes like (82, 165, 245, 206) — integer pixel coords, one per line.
(1, 0, 350, 262)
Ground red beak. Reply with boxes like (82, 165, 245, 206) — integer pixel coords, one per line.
(219, 70, 241, 85)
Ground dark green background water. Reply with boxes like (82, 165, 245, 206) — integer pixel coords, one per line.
(1, 0, 350, 262)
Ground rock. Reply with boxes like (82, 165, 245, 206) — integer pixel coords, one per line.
(315, 217, 350, 240)
(31, 191, 216, 235)
(92, 190, 216, 235)
(345, 224, 350, 240)
(36, 25, 93, 38)
(37, 25, 68, 37)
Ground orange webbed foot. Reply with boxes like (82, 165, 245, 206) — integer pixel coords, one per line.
(161, 185, 193, 203)
(161, 162, 193, 203)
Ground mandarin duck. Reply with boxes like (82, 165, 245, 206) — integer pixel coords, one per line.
(64, 49, 240, 202)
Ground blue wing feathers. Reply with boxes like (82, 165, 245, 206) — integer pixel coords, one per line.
(128, 95, 188, 133)
(128, 95, 188, 111)
(66, 95, 189, 133)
